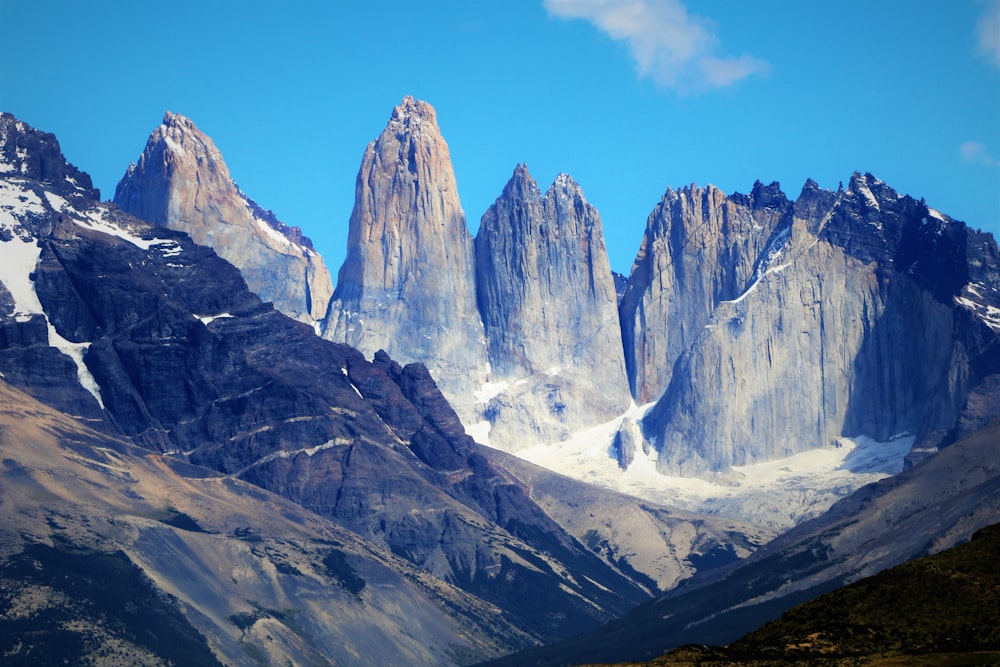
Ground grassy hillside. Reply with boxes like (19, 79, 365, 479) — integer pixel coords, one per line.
(606, 522, 1000, 666)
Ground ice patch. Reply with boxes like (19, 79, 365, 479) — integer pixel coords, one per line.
(513, 409, 915, 530)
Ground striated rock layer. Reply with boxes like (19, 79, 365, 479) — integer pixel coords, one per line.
(475, 164, 630, 449)
(322, 96, 488, 410)
(1, 112, 657, 652)
(114, 112, 333, 324)
(639, 174, 1000, 474)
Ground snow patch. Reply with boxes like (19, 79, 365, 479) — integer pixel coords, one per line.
(252, 210, 294, 249)
(854, 181, 881, 211)
(340, 367, 363, 398)
(196, 313, 234, 326)
(74, 209, 157, 249)
(723, 227, 791, 305)
(44, 191, 69, 211)
(0, 179, 46, 228)
(0, 235, 44, 321)
(474, 380, 509, 404)
(927, 207, 947, 221)
(162, 131, 185, 156)
(46, 322, 104, 409)
(465, 420, 493, 446)
(513, 409, 915, 530)
(954, 295, 1000, 330)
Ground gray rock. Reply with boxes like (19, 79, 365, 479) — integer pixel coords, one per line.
(620, 180, 789, 403)
(114, 112, 334, 324)
(323, 97, 488, 412)
(642, 174, 1000, 474)
(475, 165, 630, 449)
(1, 112, 651, 647)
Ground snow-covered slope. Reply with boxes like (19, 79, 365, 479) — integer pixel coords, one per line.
(514, 404, 915, 530)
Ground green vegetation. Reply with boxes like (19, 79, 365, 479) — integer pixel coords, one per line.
(605, 523, 1000, 666)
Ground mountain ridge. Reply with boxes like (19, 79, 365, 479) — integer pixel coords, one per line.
(114, 111, 334, 324)
(4, 103, 1000, 666)
(0, 111, 697, 662)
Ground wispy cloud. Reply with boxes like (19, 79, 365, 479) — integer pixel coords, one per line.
(977, 0, 1000, 69)
(960, 140, 1000, 167)
(543, 0, 768, 93)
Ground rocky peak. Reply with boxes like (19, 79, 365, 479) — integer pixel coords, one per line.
(474, 165, 629, 449)
(620, 180, 790, 402)
(641, 174, 1000, 474)
(386, 95, 435, 138)
(114, 112, 333, 324)
(0, 113, 98, 200)
(323, 97, 487, 414)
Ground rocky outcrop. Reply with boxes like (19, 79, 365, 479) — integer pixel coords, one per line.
(619, 180, 789, 403)
(474, 165, 630, 449)
(323, 97, 488, 409)
(0, 379, 532, 666)
(642, 174, 1000, 474)
(480, 445, 774, 593)
(0, 113, 652, 647)
(114, 112, 333, 324)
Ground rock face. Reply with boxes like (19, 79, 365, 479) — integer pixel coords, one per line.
(475, 165, 630, 449)
(323, 96, 488, 408)
(0, 113, 653, 653)
(619, 181, 789, 403)
(114, 112, 333, 324)
(0, 380, 532, 666)
(639, 174, 1000, 474)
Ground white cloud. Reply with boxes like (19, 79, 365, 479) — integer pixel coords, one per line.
(977, 0, 1000, 69)
(960, 140, 1000, 167)
(543, 0, 768, 93)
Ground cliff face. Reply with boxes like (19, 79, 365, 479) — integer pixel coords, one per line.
(619, 181, 789, 403)
(475, 165, 630, 449)
(0, 113, 653, 650)
(322, 97, 488, 406)
(114, 112, 333, 324)
(641, 174, 1000, 474)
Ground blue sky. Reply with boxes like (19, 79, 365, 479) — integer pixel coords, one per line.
(2, 0, 998, 274)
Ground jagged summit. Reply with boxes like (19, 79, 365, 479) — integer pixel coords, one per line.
(474, 163, 629, 449)
(0, 113, 99, 200)
(386, 95, 436, 138)
(0, 113, 657, 660)
(322, 96, 488, 412)
(634, 173, 1000, 475)
(114, 111, 334, 323)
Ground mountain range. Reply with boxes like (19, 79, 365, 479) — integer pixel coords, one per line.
(1, 97, 998, 665)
